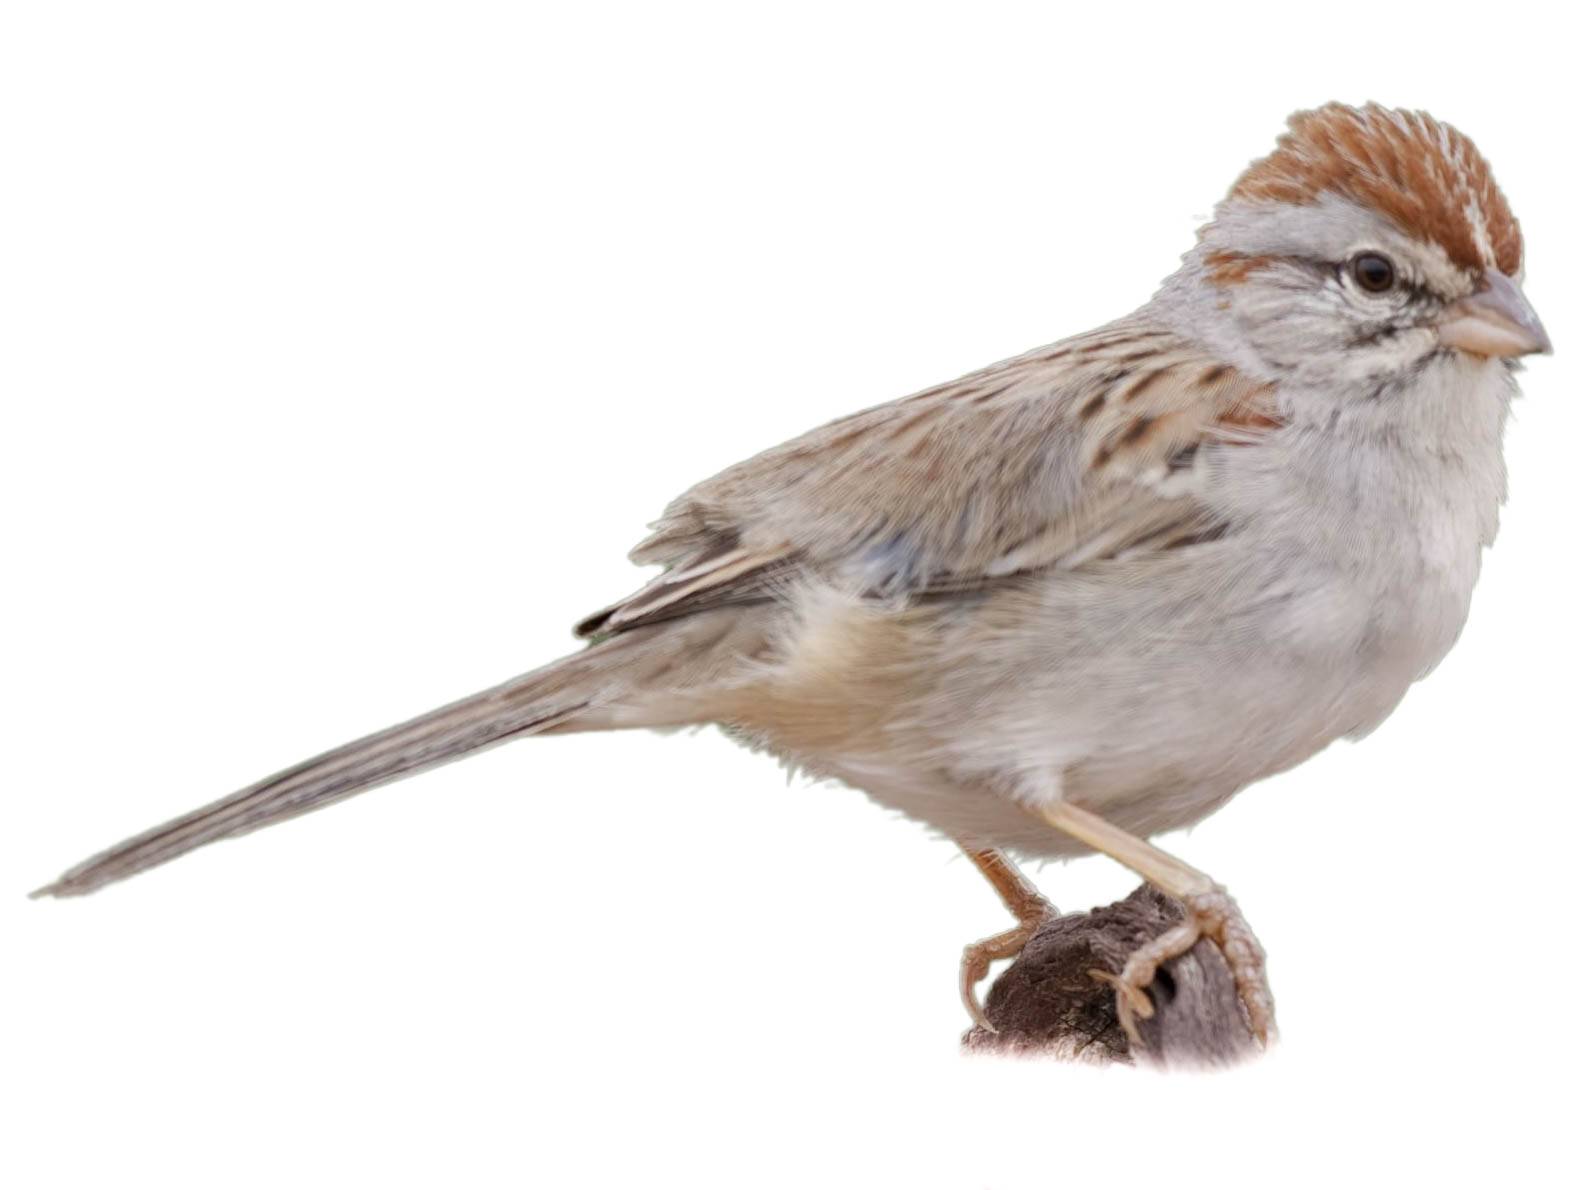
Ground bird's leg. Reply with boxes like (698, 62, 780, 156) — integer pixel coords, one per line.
(1036, 800, 1277, 1047)
(957, 845, 1059, 1032)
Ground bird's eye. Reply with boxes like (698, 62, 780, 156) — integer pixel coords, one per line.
(1349, 252, 1396, 293)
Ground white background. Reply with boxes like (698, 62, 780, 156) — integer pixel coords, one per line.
(4, 2, 1582, 1186)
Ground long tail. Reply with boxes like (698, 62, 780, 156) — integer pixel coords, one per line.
(32, 632, 675, 899)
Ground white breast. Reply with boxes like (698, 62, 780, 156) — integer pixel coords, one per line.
(1237, 354, 1510, 695)
(988, 355, 1512, 852)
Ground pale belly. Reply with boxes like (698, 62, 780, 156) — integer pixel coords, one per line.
(747, 537, 1474, 861)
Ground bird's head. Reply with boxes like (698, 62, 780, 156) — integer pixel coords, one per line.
(1161, 103, 1549, 399)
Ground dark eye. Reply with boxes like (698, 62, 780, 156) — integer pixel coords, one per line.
(1350, 252, 1396, 293)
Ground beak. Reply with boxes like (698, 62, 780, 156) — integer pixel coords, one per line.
(1438, 268, 1552, 358)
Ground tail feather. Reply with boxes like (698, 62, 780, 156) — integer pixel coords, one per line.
(33, 640, 637, 898)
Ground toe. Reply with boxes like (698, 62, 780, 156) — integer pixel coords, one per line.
(960, 951, 997, 1032)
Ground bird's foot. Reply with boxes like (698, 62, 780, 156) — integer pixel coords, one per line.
(961, 905, 1059, 1032)
(1093, 886, 1276, 1049)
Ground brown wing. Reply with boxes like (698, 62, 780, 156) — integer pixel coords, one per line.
(577, 319, 1279, 638)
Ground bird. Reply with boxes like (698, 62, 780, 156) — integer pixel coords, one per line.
(34, 103, 1550, 1047)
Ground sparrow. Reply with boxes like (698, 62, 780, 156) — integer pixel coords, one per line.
(35, 104, 1550, 1047)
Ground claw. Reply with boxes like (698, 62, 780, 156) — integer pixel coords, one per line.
(1088, 967, 1151, 1047)
(959, 915, 1055, 1032)
(1088, 967, 1154, 1020)
(963, 981, 999, 1034)
(1183, 890, 1277, 1046)
(1100, 889, 1278, 1052)
(960, 950, 999, 1033)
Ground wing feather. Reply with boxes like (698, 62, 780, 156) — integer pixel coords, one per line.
(578, 320, 1279, 638)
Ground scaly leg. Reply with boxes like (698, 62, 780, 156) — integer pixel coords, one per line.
(1036, 800, 1277, 1047)
(958, 845, 1059, 1032)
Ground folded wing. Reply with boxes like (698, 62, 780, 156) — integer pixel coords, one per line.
(579, 320, 1279, 637)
